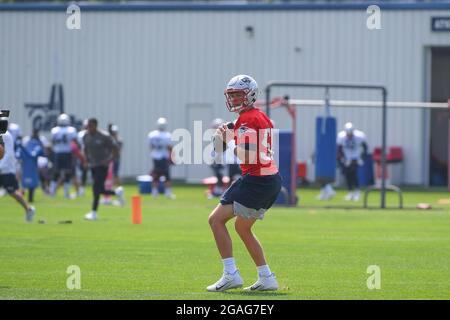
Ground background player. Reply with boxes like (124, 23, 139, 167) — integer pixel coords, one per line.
(16, 128, 48, 203)
(209, 118, 241, 199)
(209, 118, 227, 198)
(49, 114, 78, 199)
(77, 119, 89, 196)
(337, 122, 368, 201)
(207, 75, 281, 292)
(0, 128, 36, 222)
(108, 124, 123, 188)
(83, 118, 124, 221)
(148, 117, 175, 199)
(7, 122, 23, 194)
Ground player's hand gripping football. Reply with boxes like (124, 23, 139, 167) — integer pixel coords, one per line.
(212, 122, 234, 153)
(216, 122, 234, 143)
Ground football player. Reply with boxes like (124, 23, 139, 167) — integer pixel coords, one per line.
(76, 119, 89, 196)
(209, 118, 241, 199)
(49, 114, 78, 199)
(337, 122, 368, 201)
(148, 117, 175, 199)
(16, 128, 49, 203)
(0, 129, 36, 222)
(108, 124, 123, 188)
(209, 118, 227, 198)
(7, 122, 24, 194)
(207, 75, 281, 292)
(83, 118, 124, 221)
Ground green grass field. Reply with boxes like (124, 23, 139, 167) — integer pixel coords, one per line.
(0, 185, 449, 300)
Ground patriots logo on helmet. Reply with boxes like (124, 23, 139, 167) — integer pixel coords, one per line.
(240, 77, 251, 85)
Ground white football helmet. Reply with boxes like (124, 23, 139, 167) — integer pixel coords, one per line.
(57, 113, 70, 127)
(110, 125, 119, 133)
(211, 118, 224, 129)
(224, 75, 258, 113)
(82, 119, 89, 129)
(157, 117, 168, 131)
(344, 122, 354, 135)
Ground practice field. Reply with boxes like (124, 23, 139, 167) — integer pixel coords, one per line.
(0, 185, 449, 300)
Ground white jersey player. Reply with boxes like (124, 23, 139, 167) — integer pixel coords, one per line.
(337, 122, 368, 201)
(0, 131, 36, 222)
(209, 118, 241, 198)
(8, 123, 22, 146)
(7, 122, 23, 189)
(148, 117, 174, 198)
(337, 126, 367, 164)
(318, 122, 368, 201)
(76, 119, 89, 196)
(77, 119, 88, 150)
(50, 114, 78, 198)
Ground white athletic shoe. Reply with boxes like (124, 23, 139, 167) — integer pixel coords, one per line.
(317, 185, 336, 201)
(84, 211, 98, 221)
(206, 270, 243, 292)
(100, 197, 113, 205)
(352, 190, 361, 201)
(244, 273, 279, 292)
(325, 185, 336, 199)
(344, 192, 354, 201)
(65, 193, 77, 200)
(77, 187, 85, 197)
(115, 186, 125, 207)
(165, 193, 176, 200)
(316, 188, 327, 200)
(26, 206, 36, 223)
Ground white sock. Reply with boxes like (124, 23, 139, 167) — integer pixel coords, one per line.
(152, 187, 158, 196)
(91, 211, 97, 218)
(50, 181, 57, 195)
(165, 187, 172, 196)
(64, 183, 71, 197)
(222, 257, 237, 274)
(325, 184, 334, 193)
(257, 265, 272, 277)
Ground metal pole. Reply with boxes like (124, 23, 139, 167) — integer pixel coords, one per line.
(381, 88, 387, 208)
(290, 100, 297, 206)
(324, 87, 330, 117)
(266, 86, 271, 118)
(447, 99, 450, 191)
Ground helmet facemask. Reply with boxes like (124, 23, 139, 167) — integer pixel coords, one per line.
(344, 122, 354, 137)
(224, 89, 255, 113)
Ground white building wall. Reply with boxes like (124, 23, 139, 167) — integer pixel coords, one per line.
(1, 5, 449, 184)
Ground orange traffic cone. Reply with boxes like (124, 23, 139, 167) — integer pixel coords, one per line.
(132, 195, 142, 224)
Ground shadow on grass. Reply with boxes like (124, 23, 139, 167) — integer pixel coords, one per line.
(220, 290, 289, 297)
(292, 205, 446, 211)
